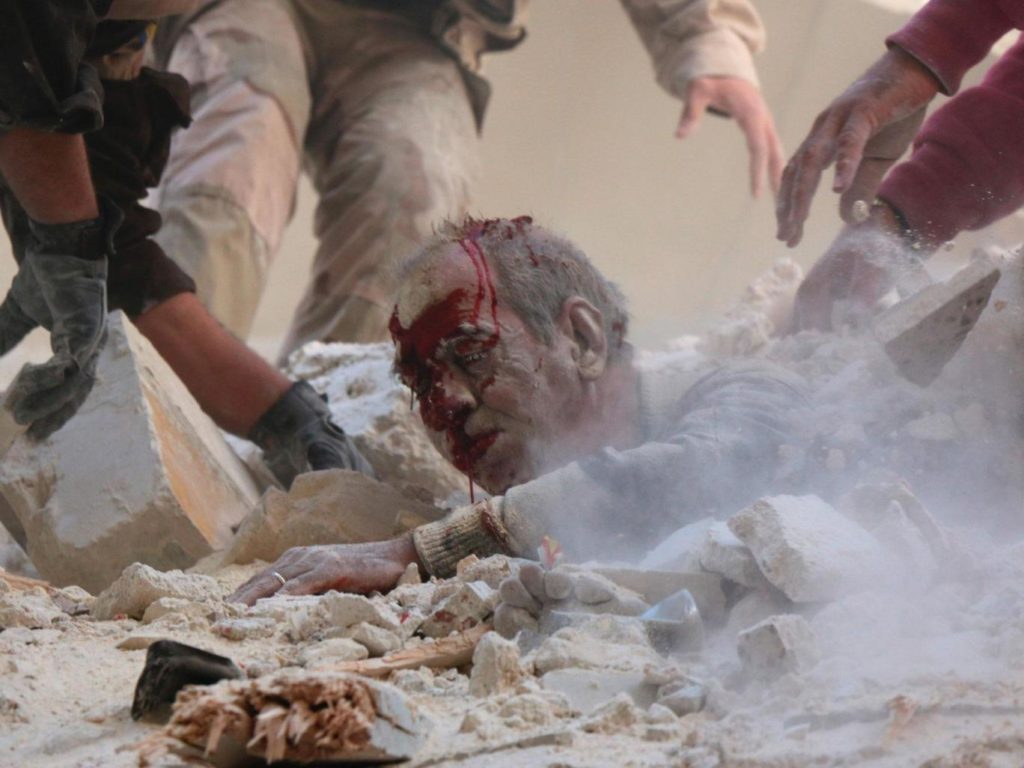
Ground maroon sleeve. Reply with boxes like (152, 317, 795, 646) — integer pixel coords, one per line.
(886, 0, 1022, 94)
(878, 34, 1024, 247)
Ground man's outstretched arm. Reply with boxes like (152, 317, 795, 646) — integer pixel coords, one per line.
(619, 0, 783, 197)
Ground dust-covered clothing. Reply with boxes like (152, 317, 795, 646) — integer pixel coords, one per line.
(879, 1, 1024, 246)
(412, 358, 807, 577)
(151, 0, 767, 358)
(0, 20, 197, 316)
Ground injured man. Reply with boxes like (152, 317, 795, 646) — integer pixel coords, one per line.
(232, 217, 807, 604)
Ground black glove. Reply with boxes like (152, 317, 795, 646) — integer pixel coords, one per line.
(1, 201, 120, 440)
(249, 381, 377, 488)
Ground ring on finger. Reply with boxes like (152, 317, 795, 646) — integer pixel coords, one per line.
(272, 571, 287, 587)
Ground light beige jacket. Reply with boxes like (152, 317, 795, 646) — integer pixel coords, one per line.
(441, 0, 766, 94)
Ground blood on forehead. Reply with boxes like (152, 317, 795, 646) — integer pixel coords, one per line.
(389, 233, 501, 377)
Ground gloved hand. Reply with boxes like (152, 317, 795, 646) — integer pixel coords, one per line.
(1, 204, 118, 440)
(494, 562, 648, 639)
(249, 381, 376, 488)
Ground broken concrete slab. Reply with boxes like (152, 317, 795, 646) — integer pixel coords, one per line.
(0, 313, 260, 593)
(737, 614, 819, 677)
(469, 631, 522, 696)
(728, 495, 889, 603)
(163, 670, 427, 763)
(213, 469, 447, 568)
(92, 563, 221, 621)
(699, 521, 772, 590)
(873, 257, 1001, 386)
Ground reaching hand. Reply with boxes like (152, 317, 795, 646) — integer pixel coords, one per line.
(777, 47, 940, 247)
(677, 76, 784, 199)
(228, 536, 421, 606)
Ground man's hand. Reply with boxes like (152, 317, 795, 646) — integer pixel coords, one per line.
(2, 209, 116, 440)
(493, 563, 647, 638)
(776, 47, 940, 247)
(677, 76, 784, 198)
(229, 535, 421, 606)
(792, 202, 913, 332)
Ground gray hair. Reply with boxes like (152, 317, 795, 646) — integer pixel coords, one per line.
(402, 216, 631, 356)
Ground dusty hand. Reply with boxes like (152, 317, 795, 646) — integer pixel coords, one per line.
(677, 76, 784, 198)
(2, 209, 114, 440)
(792, 204, 913, 332)
(493, 563, 647, 638)
(229, 535, 420, 605)
(777, 47, 940, 246)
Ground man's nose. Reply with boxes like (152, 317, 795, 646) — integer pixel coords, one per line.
(435, 368, 478, 411)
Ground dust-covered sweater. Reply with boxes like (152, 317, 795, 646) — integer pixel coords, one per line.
(413, 358, 807, 577)
(879, 0, 1024, 245)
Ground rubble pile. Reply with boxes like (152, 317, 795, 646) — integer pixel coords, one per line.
(1, 252, 1023, 766)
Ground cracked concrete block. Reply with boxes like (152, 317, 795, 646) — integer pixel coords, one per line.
(92, 563, 221, 620)
(217, 470, 446, 567)
(737, 614, 819, 677)
(469, 632, 522, 697)
(728, 495, 888, 603)
(421, 581, 496, 639)
(699, 522, 772, 590)
(0, 313, 260, 593)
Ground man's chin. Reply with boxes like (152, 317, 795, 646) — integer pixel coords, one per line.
(470, 441, 536, 495)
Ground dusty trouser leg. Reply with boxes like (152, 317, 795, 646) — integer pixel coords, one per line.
(152, 0, 311, 340)
(279, 0, 481, 359)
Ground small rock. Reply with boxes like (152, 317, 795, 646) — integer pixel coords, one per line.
(737, 614, 819, 677)
(92, 563, 220, 620)
(212, 616, 277, 641)
(344, 622, 402, 657)
(142, 597, 210, 625)
(0, 589, 63, 629)
(582, 692, 642, 734)
(421, 581, 496, 638)
(52, 585, 94, 615)
(656, 679, 706, 716)
(319, 592, 400, 632)
(299, 638, 369, 667)
(117, 633, 165, 651)
(469, 632, 522, 696)
(457, 555, 519, 589)
(249, 595, 324, 641)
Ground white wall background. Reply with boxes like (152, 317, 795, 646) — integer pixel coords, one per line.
(0, 0, 1013, 382)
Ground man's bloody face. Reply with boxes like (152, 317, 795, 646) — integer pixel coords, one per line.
(390, 242, 581, 495)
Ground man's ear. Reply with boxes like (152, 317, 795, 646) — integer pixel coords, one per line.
(557, 297, 607, 381)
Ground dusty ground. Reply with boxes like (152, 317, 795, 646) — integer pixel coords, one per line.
(2, 252, 1023, 767)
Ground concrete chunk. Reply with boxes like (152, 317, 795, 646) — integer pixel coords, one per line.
(873, 257, 1001, 386)
(699, 521, 772, 590)
(319, 593, 401, 633)
(737, 614, 819, 677)
(421, 581, 496, 639)
(344, 622, 403, 657)
(0, 313, 260, 593)
(92, 563, 221, 620)
(217, 469, 446, 567)
(469, 631, 522, 696)
(728, 495, 887, 603)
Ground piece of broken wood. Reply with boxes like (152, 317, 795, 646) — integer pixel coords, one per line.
(327, 624, 491, 678)
(0, 568, 56, 595)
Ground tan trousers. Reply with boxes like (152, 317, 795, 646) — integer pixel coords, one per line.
(153, 0, 481, 360)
